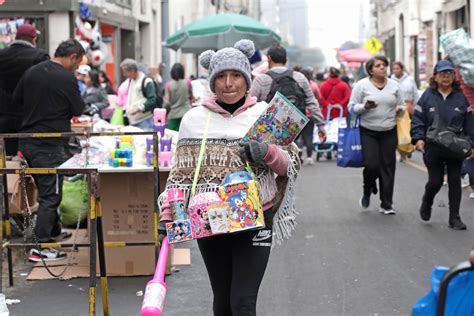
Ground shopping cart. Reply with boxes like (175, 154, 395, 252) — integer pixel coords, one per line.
(313, 104, 345, 161)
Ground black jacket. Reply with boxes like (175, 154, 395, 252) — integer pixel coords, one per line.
(14, 60, 85, 136)
(411, 88, 474, 148)
(0, 40, 49, 116)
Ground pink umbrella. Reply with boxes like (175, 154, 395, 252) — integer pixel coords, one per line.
(338, 48, 373, 63)
(347, 62, 362, 69)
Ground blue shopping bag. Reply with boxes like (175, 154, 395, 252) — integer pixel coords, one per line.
(336, 117, 364, 168)
(412, 266, 474, 316)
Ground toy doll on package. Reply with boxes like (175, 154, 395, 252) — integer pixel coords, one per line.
(165, 188, 193, 244)
(219, 171, 264, 233)
(188, 192, 223, 239)
(166, 220, 193, 243)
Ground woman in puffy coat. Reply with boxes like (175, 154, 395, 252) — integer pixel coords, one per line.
(319, 67, 351, 119)
(82, 69, 109, 117)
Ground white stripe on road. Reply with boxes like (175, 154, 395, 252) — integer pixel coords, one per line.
(404, 160, 428, 173)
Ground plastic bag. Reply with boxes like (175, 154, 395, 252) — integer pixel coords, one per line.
(412, 266, 474, 316)
(336, 117, 364, 168)
(397, 110, 412, 145)
(440, 28, 474, 66)
(59, 179, 88, 227)
(110, 106, 124, 126)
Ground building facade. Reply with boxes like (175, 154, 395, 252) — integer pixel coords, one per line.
(0, 0, 161, 87)
(371, 0, 474, 86)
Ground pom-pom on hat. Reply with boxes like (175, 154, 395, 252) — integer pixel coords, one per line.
(199, 39, 255, 93)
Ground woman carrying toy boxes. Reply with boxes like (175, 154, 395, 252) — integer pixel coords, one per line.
(157, 40, 302, 315)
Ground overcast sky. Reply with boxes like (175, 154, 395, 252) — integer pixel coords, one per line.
(308, 0, 370, 65)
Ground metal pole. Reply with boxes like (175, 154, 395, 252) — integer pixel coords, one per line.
(89, 174, 97, 316)
(153, 132, 161, 264)
(161, 0, 170, 84)
(0, 137, 4, 293)
(93, 174, 110, 316)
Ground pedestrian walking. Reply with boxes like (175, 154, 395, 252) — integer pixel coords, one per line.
(249, 44, 326, 165)
(411, 60, 474, 230)
(120, 58, 157, 130)
(349, 55, 405, 215)
(13, 39, 86, 261)
(158, 40, 301, 316)
(0, 23, 49, 156)
(390, 61, 419, 115)
(163, 63, 192, 131)
(82, 69, 109, 118)
(319, 67, 351, 119)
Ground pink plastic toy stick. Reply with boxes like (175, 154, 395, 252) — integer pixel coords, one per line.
(140, 239, 170, 316)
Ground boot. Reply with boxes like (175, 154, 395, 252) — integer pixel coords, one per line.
(449, 216, 467, 230)
(419, 200, 432, 221)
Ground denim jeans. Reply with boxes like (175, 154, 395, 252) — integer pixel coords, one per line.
(133, 117, 154, 131)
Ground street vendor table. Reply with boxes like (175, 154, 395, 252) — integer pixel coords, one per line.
(71, 121, 95, 134)
(59, 156, 171, 276)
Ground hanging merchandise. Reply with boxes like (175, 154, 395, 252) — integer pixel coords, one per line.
(74, 5, 108, 67)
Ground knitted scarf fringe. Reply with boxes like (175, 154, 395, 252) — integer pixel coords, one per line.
(272, 144, 300, 246)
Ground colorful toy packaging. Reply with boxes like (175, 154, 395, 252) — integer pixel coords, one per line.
(219, 171, 264, 232)
(187, 192, 222, 239)
(164, 171, 264, 244)
(242, 91, 309, 146)
(207, 203, 230, 234)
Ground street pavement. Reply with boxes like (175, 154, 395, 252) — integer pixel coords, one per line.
(3, 152, 474, 315)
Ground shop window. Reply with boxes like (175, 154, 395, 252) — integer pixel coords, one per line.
(0, 17, 46, 50)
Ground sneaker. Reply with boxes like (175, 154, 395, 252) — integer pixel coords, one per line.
(461, 175, 470, 188)
(419, 201, 432, 221)
(305, 157, 314, 165)
(449, 217, 467, 230)
(380, 208, 396, 215)
(28, 248, 67, 262)
(51, 231, 72, 242)
(470, 192, 474, 199)
(359, 194, 370, 209)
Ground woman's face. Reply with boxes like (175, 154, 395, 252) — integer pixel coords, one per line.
(435, 70, 454, 90)
(370, 59, 387, 79)
(392, 64, 403, 78)
(84, 73, 92, 87)
(214, 70, 247, 104)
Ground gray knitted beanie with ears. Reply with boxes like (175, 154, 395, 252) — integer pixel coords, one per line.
(199, 39, 255, 93)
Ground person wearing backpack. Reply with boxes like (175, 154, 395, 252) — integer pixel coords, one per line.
(120, 58, 157, 130)
(249, 45, 326, 165)
(411, 60, 474, 230)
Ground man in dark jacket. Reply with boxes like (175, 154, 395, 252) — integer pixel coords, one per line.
(0, 24, 49, 155)
(13, 39, 85, 262)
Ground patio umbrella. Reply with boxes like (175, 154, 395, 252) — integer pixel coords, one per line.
(166, 13, 281, 54)
(337, 48, 373, 63)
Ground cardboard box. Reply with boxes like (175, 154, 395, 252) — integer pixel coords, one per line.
(98, 171, 170, 276)
(5, 161, 38, 216)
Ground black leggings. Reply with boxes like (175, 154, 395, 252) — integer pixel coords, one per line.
(359, 126, 398, 209)
(423, 146, 463, 219)
(197, 210, 274, 316)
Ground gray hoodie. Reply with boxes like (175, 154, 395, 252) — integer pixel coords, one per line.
(349, 77, 404, 131)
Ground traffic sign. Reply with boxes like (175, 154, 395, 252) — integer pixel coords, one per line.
(364, 37, 383, 54)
